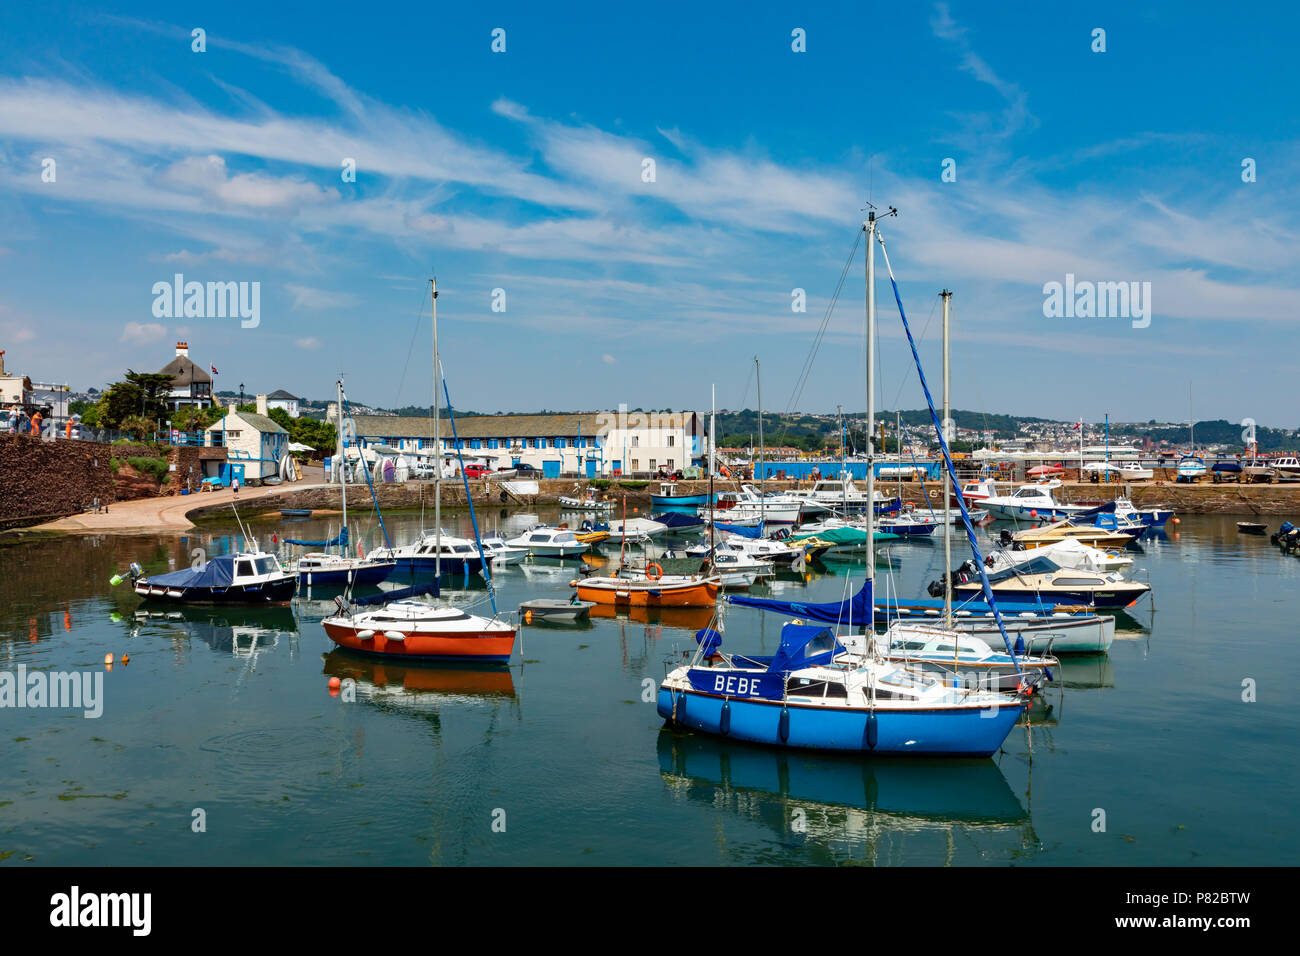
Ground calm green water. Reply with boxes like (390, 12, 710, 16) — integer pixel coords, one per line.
(2, 509, 1297, 866)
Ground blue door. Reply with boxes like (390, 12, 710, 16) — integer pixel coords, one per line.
(542, 459, 561, 479)
(585, 459, 596, 478)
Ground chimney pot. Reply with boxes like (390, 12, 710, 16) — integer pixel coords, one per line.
(176, 341, 188, 357)
(256, 393, 268, 417)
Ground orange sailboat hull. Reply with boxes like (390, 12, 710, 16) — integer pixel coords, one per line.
(322, 621, 516, 662)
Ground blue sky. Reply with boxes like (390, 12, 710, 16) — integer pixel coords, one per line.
(1, 1, 1296, 427)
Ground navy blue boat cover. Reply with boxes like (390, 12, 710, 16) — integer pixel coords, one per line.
(729, 577, 873, 627)
(145, 555, 238, 588)
(350, 582, 438, 606)
(652, 512, 703, 529)
(766, 622, 845, 673)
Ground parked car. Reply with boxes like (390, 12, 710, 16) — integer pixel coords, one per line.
(464, 464, 492, 478)
(513, 463, 542, 477)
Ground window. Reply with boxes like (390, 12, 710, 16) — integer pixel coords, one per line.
(488, 439, 498, 449)
(631, 435, 639, 447)
(547, 438, 555, 448)
(649, 459, 657, 470)
(254, 557, 279, 575)
(556, 438, 566, 448)
(667, 459, 674, 469)
(235, 560, 255, 577)
(667, 435, 675, 446)
(530, 438, 539, 449)
(631, 459, 640, 471)
(471, 439, 481, 449)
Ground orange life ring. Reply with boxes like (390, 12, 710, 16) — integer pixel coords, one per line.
(645, 562, 663, 581)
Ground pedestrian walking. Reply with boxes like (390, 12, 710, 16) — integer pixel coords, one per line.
(232, 474, 240, 497)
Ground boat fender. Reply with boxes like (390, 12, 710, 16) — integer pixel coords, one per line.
(382, 630, 406, 642)
(864, 711, 878, 750)
(719, 699, 731, 736)
(645, 562, 663, 581)
(778, 706, 790, 743)
(568, 579, 578, 587)
(356, 630, 375, 640)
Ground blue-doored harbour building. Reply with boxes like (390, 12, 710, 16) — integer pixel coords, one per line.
(335, 410, 709, 479)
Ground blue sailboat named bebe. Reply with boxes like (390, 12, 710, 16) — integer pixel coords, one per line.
(656, 581, 1027, 757)
(657, 210, 1032, 759)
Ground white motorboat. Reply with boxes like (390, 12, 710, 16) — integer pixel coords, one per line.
(1083, 460, 1153, 481)
(789, 473, 898, 514)
(706, 484, 805, 526)
(681, 534, 807, 568)
(1271, 456, 1300, 482)
(477, 533, 528, 567)
(980, 480, 1094, 522)
(984, 537, 1133, 575)
(840, 623, 1057, 693)
(505, 526, 590, 557)
(603, 516, 670, 542)
(367, 531, 487, 576)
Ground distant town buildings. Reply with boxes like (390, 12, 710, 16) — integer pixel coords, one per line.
(266, 389, 302, 418)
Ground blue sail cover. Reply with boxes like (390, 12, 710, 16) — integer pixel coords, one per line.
(285, 526, 348, 548)
(716, 521, 763, 538)
(767, 622, 845, 673)
(729, 578, 873, 628)
(652, 512, 704, 529)
(145, 555, 238, 588)
(350, 582, 438, 606)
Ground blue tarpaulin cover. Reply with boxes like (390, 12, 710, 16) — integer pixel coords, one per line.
(286, 526, 348, 548)
(730, 578, 873, 628)
(145, 555, 238, 588)
(715, 521, 763, 538)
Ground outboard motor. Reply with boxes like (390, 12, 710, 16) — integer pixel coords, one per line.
(999, 529, 1014, 546)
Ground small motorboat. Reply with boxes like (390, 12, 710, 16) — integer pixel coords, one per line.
(941, 554, 1151, 609)
(507, 526, 590, 557)
(124, 552, 297, 605)
(557, 489, 614, 511)
(519, 598, 596, 622)
(1176, 455, 1207, 482)
(280, 508, 312, 517)
(1237, 521, 1268, 535)
(1271, 456, 1300, 482)
(478, 533, 528, 567)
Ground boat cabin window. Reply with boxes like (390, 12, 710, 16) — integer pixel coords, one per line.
(254, 557, 279, 575)
(787, 676, 846, 698)
(236, 560, 255, 577)
(452, 545, 472, 554)
(1055, 577, 1104, 586)
(529, 534, 550, 542)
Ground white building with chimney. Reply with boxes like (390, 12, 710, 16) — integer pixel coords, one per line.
(159, 341, 213, 411)
(205, 393, 288, 483)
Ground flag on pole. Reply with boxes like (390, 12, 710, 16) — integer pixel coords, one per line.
(1072, 419, 1081, 431)
(211, 365, 219, 375)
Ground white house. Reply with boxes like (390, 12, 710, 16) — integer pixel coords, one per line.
(159, 342, 213, 411)
(266, 389, 302, 418)
(205, 394, 288, 482)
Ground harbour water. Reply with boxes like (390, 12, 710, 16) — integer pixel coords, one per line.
(3, 510, 1297, 866)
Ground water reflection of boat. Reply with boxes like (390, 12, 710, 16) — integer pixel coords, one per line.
(656, 732, 1032, 861)
(322, 649, 516, 700)
(1054, 653, 1116, 689)
(133, 605, 299, 656)
(587, 603, 716, 632)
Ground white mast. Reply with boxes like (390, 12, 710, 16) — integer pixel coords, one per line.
(432, 277, 441, 582)
(755, 356, 764, 531)
(337, 377, 348, 556)
(864, 213, 877, 573)
(710, 384, 716, 559)
(940, 290, 952, 627)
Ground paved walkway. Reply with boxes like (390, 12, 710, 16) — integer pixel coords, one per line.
(35, 482, 329, 534)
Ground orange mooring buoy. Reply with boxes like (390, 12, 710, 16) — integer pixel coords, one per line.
(104, 653, 114, 665)
(121, 653, 130, 665)
(328, 676, 341, 690)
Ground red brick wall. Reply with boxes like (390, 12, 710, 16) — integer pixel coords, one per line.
(0, 435, 183, 527)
